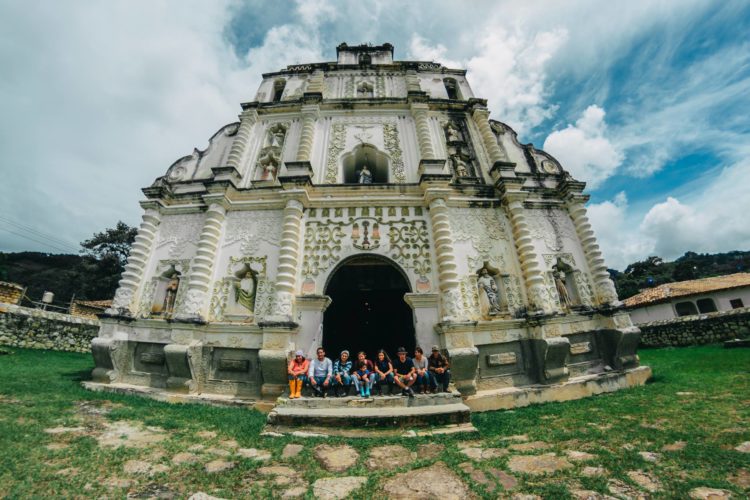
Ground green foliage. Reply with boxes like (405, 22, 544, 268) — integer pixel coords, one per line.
(611, 250, 750, 299)
(0, 346, 747, 498)
(0, 221, 136, 304)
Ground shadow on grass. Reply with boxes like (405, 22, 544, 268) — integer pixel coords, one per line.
(61, 369, 92, 383)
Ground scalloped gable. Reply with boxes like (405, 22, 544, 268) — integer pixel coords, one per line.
(160, 122, 239, 184)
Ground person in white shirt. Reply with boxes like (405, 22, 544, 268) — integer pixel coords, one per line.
(308, 347, 333, 397)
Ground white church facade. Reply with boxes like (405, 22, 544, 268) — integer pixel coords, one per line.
(90, 43, 648, 409)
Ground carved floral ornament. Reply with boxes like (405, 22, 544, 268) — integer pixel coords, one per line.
(155, 214, 204, 259)
(301, 210, 432, 291)
(223, 211, 283, 256)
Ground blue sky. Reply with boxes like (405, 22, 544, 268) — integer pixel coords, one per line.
(1, 0, 749, 270)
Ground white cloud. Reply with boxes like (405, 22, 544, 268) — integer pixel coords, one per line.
(408, 34, 461, 68)
(587, 192, 650, 270)
(543, 105, 623, 188)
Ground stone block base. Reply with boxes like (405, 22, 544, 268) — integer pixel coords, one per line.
(463, 365, 652, 412)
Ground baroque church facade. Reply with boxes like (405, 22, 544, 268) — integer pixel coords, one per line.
(91, 44, 647, 408)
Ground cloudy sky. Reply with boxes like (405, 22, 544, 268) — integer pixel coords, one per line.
(1, 0, 749, 270)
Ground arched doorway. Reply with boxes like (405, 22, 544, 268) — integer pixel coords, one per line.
(323, 255, 416, 360)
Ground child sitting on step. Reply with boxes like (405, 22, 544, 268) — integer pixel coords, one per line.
(354, 360, 371, 398)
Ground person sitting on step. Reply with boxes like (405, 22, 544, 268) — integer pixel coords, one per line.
(307, 347, 332, 398)
(373, 349, 394, 395)
(287, 350, 309, 399)
(351, 351, 375, 396)
(332, 350, 352, 397)
(413, 347, 431, 394)
(428, 345, 451, 393)
(392, 346, 417, 397)
(353, 359, 372, 398)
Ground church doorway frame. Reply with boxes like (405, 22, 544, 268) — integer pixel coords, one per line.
(321, 253, 417, 361)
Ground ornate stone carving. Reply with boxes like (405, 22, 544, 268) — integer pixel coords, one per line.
(344, 75, 355, 98)
(477, 266, 502, 316)
(255, 122, 289, 181)
(110, 287, 134, 311)
(500, 274, 524, 314)
(137, 259, 191, 318)
(460, 275, 481, 320)
(209, 256, 269, 322)
(302, 222, 346, 278)
(156, 214, 204, 258)
(375, 75, 385, 97)
(388, 219, 431, 276)
(325, 123, 346, 183)
(223, 211, 283, 255)
(382, 123, 407, 182)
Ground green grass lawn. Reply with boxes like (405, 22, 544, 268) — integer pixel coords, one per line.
(0, 345, 748, 499)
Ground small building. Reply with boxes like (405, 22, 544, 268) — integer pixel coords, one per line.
(70, 300, 113, 319)
(624, 273, 750, 324)
(0, 281, 24, 305)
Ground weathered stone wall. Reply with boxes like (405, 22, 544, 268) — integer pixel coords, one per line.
(0, 281, 24, 305)
(0, 302, 99, 353)
(639, 307, 750, 347)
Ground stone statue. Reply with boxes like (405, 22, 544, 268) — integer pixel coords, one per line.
(478, 268, 502, 315)
(446, 122, 461, 142)
(453, 156, 469, 177)
(553, 268, 572, 309)
(259, 150, 279, 180)
(233, 271, 256, 313)
(358, 165, 373, 184)
(162, 273, 180, 315)
(270, 128, 285, 148)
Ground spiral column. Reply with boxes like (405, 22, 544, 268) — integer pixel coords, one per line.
(472, 107, 507, 165)
(411, 103, 436, 161)
(428, 198, 462, 321)
(566, 199, 619, 306)
(106, 209, 161, 316)
(271, 199, 305, 320)
(225, 110, 258, 173)
(177, 203, 227, 319)
(504, 194, 553, 314)
(295, 106, 318, 162)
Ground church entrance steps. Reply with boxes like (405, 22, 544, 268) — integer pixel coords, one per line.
(267, 401, 471, 428)
(276, 390, 463, 409)
(267, 390, 471, 428)
(262, 422, 478, 439)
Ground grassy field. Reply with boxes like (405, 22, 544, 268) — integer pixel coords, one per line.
(0, 345, 748, 499)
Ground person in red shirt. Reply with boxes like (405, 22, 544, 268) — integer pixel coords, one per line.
(287, 350, 309, 399)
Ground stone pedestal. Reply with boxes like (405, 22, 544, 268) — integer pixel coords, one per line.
(259, 322, 299, 399)
(599, 328, 641, 370)
(530, 337, 570, 384)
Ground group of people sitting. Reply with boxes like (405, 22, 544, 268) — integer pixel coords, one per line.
(286, 345, 451, 398)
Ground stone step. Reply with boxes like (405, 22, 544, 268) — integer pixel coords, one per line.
(267, 402, 471, 428)
(278, 391, 462, 408)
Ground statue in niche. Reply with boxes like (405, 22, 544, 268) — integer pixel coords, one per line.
(552, 261, 573, 309)
(358, 164, 373, 184)
(269, 128, 285, 148)
(258, 150, 279, 180)
(445, 122, 462, 142)
(477, 268, 502, 315)
(453, 156, 469, 177)
(233, 271, 257, 314)
(162, 272, 180, 316)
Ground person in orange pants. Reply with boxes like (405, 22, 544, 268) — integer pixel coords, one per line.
(287, 350, 309, 398)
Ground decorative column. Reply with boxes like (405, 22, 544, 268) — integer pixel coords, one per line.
(405, 70, 422, 93)
(295, 105, 319, 162)
(106, 208, 161, 316)
(270, 199, 305, 321)
(566, 198, 620, 306)
(501, 183, 554, 314)
(176, 203, 227, 320)
(225, 109, 258, 173)
(472, 106, 507, 165)
(428, 198, 463, 321)
(411, 103, 436, 161)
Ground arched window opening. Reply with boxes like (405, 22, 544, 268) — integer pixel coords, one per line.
(675, 301, 698, 317)
(272, 79, 286, 102)
(357, 82, 374, 98)
(341, 144, 389, 184)
(696, 298, 718, 313)
(443, 78, 460, 100)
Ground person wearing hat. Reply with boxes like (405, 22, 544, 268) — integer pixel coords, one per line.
(287, 350, 309, 399)
(332, 350, 353, 397)
(392, 346, 417, 397)
(428, 345, 451, 393)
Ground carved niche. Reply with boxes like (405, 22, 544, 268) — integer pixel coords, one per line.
(542, 254, 595, 310)
(138, 260, 191, 318)
(210, 256, 274, 322)
(255, 123, 289, 182)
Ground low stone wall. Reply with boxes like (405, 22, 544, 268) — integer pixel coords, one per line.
(0, 302, 100, 353)
(638, 307, 750, 347)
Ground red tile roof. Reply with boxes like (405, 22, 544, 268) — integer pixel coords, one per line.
(623, 273, 750, 308)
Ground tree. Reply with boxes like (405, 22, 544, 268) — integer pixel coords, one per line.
(80, 221, 137, 266)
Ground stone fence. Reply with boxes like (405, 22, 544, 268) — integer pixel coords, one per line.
(0, 302, 100, 353)
(638, 307, 750, 348)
